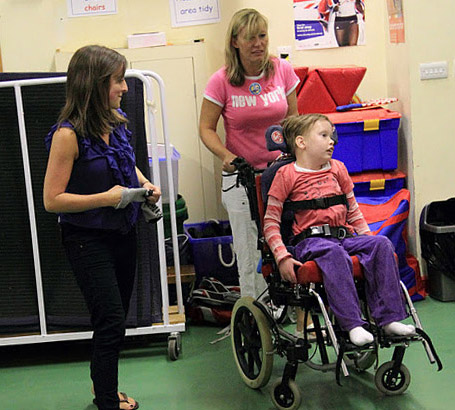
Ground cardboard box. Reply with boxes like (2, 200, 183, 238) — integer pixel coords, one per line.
(326, 108, 401, 173)
(127, 32, 166, 49)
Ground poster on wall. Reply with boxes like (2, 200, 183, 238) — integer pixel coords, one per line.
(386, 0, 405, 43)
(67, 0, 118, 18)
(169, 0, 220, 27)
(294, 0, 366, 50)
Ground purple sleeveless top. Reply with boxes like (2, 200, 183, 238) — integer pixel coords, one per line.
(45, 109, 140, 233)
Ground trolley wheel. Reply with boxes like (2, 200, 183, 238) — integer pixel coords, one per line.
(231, 296, 274, 389)
(168, 332, 181, 361)
(270, 378, 301, 410)
(374, 360, 411, 395)
(347, 350, 377, 372)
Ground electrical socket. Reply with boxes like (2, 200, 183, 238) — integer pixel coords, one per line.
(420, 61, 448, 80)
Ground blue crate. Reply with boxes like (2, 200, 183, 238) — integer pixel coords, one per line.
(327, 108, 401, 173)
(351, 170, 406, 197)
(184, 220, 239, 286)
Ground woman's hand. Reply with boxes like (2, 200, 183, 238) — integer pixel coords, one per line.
(222, 152, 238, 173)
(106, 185, 126, 208)
(278, 256, 302, 284)
(143, 181, 161, 204)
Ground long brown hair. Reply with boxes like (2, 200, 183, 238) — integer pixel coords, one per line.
(58, 45, 127, 138)
(225, 8, 274, 86)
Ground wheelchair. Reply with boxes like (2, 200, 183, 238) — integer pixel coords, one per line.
(229, 128, 442, 410)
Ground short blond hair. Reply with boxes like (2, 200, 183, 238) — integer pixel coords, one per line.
(281, 114, 333, 156)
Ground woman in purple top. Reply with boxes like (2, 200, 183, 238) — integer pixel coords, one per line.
(43, 45, 160, 410)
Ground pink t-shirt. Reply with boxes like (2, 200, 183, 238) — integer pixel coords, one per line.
(203, 58, 299, 169)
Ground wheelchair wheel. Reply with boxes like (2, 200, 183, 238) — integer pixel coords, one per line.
(231, 297, 274, 389)
(347, 351, 377, 372)
(270, 378, 301, 410)
(374, 361, 411, 395)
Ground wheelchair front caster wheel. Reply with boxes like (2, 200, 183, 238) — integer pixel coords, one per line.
(168, 332, 181, 361)
(375, 360, 410, 395)
(271, 378, 301, 410)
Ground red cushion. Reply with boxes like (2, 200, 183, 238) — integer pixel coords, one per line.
(297, 70, 337, 114)
(317, 67, 367, 106)
(293, 66, 309, 96)
(296, 256, 363, 284)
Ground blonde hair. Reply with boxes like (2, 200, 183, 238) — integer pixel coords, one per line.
(281, 114, 333, 156)
(225, 8, 275, 86)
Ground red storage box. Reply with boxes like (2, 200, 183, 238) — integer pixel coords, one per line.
(326, 108, 401, 173)
(351, 170, 406, 198)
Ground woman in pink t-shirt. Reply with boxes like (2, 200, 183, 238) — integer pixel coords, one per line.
(199, 8, 299, 300)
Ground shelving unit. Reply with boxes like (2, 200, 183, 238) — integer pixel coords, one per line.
(0, 70, 185, 359)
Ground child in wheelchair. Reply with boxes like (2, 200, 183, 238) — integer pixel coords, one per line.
(229, 113, 441, 408)
(263, 113, 414, 346)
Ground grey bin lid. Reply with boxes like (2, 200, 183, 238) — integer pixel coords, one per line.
(421, 204, 455, 234)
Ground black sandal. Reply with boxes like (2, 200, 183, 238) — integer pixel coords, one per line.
(93, 392, 139, 409)
(119, 392, 139, 410)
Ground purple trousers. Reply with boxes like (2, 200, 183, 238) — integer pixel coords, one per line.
(294, 235, 407, 331)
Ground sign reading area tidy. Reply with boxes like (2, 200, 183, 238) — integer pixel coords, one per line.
(169, 0, 220, 27)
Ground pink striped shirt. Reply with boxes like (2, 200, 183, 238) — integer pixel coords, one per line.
(263, 159, 370, 264)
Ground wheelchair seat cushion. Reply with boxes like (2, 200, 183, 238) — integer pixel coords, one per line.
(296, 255, 364, 284)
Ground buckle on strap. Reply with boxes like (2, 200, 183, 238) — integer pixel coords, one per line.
(309, 224, 331, 236)
(313, 197, 328, 209)
(337, 227, 347, 239)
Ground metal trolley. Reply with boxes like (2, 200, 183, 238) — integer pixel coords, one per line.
(0, 70, 185, 360)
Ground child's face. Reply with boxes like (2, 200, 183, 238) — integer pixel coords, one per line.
(303, 119, 334, 164)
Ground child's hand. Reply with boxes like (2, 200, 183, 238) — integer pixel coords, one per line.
(278, 256, 303, 284)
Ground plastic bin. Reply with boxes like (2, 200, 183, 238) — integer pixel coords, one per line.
(420, 198, 455, 301)
(351, 170, 406, 197)
(184, 220, 239, 286)
(148, 143, 180, 203)
(163, 194, 189, 239)
(326, 108, 401, 173)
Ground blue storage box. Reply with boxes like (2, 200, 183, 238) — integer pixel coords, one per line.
(327, 108, 401, 173)
(351, 170, 406, 198)
(184, 220, 239, 286)
(148, 143, 180, 204)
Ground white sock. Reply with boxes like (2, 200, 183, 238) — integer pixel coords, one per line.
(383, 322, 416, 336)
(349, 326, 374, 346)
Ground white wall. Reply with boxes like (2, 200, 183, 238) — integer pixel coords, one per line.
(384, 0, 455, 259)
(5, 0, 451, 265)
(0, 0, 387, 95)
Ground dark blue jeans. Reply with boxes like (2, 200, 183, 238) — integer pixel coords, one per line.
(62, 224, 137, 410)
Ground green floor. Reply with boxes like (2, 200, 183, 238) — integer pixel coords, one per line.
(1, 297, 454, 410)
